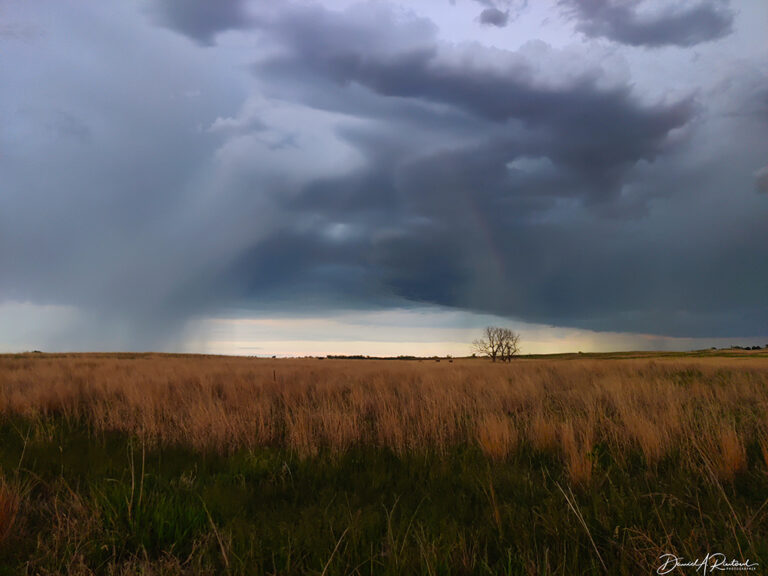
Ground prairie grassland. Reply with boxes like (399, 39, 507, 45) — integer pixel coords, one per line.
(2, 354, 767, 479)
(0, 353, 767, 574)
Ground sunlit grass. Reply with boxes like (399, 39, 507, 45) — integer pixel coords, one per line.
(0, 353, 767, 574)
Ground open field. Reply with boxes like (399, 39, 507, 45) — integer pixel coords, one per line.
(1, 353, 767, 574)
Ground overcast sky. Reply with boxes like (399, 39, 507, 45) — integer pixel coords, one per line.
(1, 0, 766, 356)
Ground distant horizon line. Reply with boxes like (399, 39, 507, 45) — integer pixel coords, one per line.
(4, 346, 767, 360)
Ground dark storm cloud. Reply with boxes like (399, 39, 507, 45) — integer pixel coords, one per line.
(228, 146, 768, 337)
(149, 0, 252, 45)
(751, 85, 768, 121)
(202, 2, 765, 338)
(479, 8, 509, 27)
(560, 0, 734, 47)
(2, 0, 767, 351)
(756, 166, 768, 194)
(254, 5, 693, 205)
(472, 0, 528, 25)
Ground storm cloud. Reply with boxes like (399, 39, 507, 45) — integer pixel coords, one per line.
(149, 0, 253, 45)
(560, 0, 734, 47)
(755, 166, 768, 194)
(251, 4, 695, 202)
(479, 8, 509, 27)
(0, 0, 766, 351)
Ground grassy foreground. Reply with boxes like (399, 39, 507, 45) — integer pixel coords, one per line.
(0, 353, 767, 574)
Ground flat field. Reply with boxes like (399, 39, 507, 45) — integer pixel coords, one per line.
(0, 352, 767, 574)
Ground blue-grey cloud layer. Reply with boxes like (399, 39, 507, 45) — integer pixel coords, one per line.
(148, 0, 253, 45)
(479, 8, 509, 27)
(560, 0, 734, 47)
(1, 0, 766, 349)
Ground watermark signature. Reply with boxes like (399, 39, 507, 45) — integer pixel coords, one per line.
(657, 553, 758, 575)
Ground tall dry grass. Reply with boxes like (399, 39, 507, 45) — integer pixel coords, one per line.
(1, 354, 767, 483)
(0, 475, 21, 547)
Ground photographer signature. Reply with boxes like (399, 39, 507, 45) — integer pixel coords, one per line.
(657, 553, 758, 575)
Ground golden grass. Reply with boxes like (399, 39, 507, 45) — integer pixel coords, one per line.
(761, 434, 768, 473)
(0, 475, 21, 547)
(1, 354, 767, 484)
(475, 414, 518, 460)
(707, 422, 748, 483)
(559, 420, 594, 485)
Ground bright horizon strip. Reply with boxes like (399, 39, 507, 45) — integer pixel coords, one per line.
(0, 302, 760, 356)
(185, 308, 751, 358)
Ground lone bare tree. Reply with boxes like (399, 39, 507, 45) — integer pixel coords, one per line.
(473, 326, 520, 362)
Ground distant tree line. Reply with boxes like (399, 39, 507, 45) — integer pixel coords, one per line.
(324, 355, 423, 360)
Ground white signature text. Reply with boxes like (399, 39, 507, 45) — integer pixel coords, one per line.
(657, 553, 758, 575)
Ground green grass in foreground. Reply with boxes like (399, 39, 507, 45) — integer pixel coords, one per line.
(1, 420, 766, 575)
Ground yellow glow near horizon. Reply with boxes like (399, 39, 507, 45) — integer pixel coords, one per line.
(0, 302, 746, 356)
(185, 310, 738, 357)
